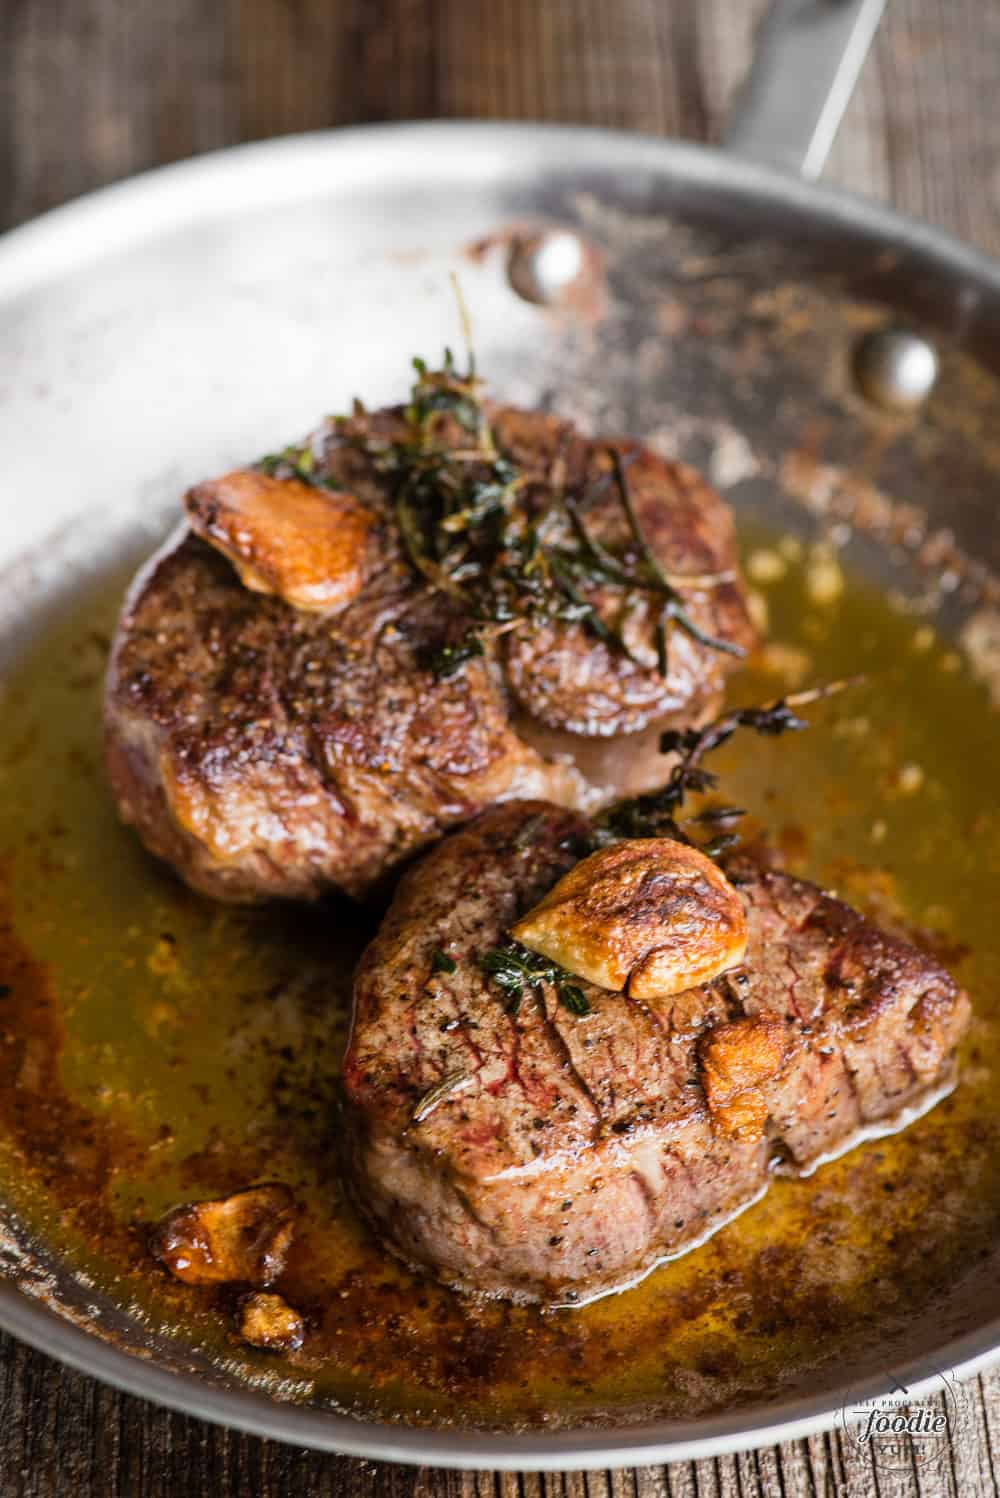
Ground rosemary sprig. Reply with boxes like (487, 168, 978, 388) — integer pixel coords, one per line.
(411, 1070, 471, 1124)
(479, 941, 592, 1018)
(326, 350, 744, 681)
(546, 554, 617, 645)
(563, 496, 636, 587)
(610, 450, 746, 673)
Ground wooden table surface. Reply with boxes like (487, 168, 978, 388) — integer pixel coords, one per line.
(2, 2, 1000, 1494)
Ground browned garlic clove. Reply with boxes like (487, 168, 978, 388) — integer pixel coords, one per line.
(698, 1015, 786, 1142)
(510, 838, 747, 998)
(239, 1291, 306, 1351)
(185, 469, 375, 613)
(150, 1182, 296, 1286)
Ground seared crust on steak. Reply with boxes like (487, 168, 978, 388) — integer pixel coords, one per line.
(341, 803, 970, 1304)
(105, 399, 753, 903)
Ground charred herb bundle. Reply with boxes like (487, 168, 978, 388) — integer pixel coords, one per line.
(333, 351, 742, 679)
(593, 679, 860, 857)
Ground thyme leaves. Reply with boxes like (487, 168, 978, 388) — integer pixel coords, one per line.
(257, 444, 344, 493)
(557, 983, 592, 1017)
(479, 942, 592, 1018)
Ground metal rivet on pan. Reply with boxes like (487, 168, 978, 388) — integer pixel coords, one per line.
(507, 230, 586, 305)
(853, 328, 939, 412)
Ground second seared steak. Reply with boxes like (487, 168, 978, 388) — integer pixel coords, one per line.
(104, 365, 754, 903)
(342, 802, 970, 1305)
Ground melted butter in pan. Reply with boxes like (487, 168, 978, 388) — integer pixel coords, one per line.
(0, 533, 997, 1429)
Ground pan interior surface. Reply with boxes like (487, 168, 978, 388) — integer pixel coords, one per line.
(0, 125, 999, 1463)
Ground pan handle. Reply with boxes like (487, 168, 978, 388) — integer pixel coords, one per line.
(722, 0, 886, 179)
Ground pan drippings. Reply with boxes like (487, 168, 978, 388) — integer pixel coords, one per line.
(0, 532, 996, 1430)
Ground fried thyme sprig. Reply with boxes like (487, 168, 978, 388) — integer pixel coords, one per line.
(326, 351, 743, 679)
(592, 678, 862, 856)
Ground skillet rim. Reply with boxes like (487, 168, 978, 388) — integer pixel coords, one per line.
(3, 120, 1000, 305)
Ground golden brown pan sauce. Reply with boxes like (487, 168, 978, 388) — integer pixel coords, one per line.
(0, 528, 997, 1429)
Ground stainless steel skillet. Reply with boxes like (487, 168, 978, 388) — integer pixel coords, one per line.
(0, 0, 999, 1468)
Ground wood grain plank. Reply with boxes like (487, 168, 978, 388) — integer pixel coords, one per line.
(871, 0, 1000, 259)
(2, 0, 236, 227)
(233, 0, 442, 140)
(977, 1370, 1000, 1498)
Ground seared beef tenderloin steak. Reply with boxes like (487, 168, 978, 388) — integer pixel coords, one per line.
(342, 801, 969, 1304)
(104, 528, 582, 903)
(105, 373, 753, 903)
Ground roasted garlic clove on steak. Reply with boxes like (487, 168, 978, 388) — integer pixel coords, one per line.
(510, 838, 747, 997)
(150, 1182, 296, 1286)
(185, 469, 375, 613)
